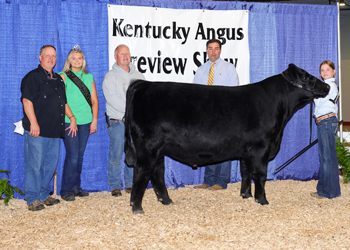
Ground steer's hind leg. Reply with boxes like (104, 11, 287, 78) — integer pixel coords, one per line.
(130, 159, 153, 214)
(150, 156, 173, 205)
(240, 158, 253, 199)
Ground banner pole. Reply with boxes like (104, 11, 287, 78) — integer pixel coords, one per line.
(54, 170, 57, 196)
(337, 2, 343, 142)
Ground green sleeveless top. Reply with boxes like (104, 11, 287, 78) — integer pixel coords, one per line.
(59, 69, 94, 125)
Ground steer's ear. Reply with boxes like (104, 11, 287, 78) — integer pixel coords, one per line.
(282, 64, 298, 83)
(288, 63, 297, 70)
(288, 64, 300, 76)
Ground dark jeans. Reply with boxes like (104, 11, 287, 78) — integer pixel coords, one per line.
(60, 123, 90, 197)
(316, 116, 341, 199)
(203, 161, 231, 189)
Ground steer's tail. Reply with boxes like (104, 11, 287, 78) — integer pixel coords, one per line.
(124, 82, 137, 166)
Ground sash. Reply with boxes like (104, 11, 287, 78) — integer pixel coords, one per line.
(65, 70, 92, 107)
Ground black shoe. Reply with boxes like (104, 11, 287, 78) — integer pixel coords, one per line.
(77, 191, 89, 197)
(62, 194, 75, 201)
(125, 187, 132, 193)
(111, 189, 122, 197)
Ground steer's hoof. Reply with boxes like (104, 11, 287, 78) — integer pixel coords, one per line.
(132, 207, 144, 214)
(255, 198, 269, 205)
(158, 198, 173, 205)
(241, 193, 253, 199)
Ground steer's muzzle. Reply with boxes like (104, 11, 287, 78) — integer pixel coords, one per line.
(312, 79, 330, 98)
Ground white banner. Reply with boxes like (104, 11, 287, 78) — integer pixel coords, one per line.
(108, 5, 250, 85)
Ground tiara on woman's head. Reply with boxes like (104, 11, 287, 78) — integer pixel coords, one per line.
(72, 44, 81, 51)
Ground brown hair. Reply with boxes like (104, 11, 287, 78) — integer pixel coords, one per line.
(319, 60, 336, 80)
(206, 39, 222, 49)
(40, 45, 56, 55)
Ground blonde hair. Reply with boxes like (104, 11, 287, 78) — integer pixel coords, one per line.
(319, 60, 336, 80)
(62, 49, 88, 74)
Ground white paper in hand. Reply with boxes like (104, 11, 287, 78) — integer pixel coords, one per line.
(14, 120, 24, 135)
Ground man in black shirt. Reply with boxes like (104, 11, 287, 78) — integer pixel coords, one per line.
(21, 45, 66, 211)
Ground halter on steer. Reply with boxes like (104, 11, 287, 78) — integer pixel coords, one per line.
(281, 71, 317, 95)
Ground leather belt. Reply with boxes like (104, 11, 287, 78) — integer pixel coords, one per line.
(316, 113, 335, 124)
(109, 118, 122, 122)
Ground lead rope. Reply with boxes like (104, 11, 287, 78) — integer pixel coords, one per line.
(310, 103, 313, 145)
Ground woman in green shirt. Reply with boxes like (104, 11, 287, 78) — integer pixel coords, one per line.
(59, 45, 99, 201)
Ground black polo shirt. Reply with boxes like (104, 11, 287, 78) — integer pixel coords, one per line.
(21, 65, 66, 138)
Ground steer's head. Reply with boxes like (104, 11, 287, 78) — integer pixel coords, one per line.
(282, 64, 330, 98)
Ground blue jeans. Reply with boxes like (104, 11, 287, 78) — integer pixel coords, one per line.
(107, 120, 133, 190)
(203, 161, 231, 189)
(24, 130, 60, 205)
(60, 123, 90, 197)
(316, 116, 341, 199)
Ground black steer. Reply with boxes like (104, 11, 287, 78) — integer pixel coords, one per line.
(124, 64, 330, 214)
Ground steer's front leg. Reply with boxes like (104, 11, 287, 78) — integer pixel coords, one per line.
(253, 172, 269, 205)
(251, 156, 269, 205)
(240, 158, 253, 199)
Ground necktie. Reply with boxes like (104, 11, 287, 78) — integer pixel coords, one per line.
(207, 62, 215, 86)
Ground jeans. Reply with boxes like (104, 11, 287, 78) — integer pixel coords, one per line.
(316, 115, 341, 198)
(203, 161, 231, 189)
(24, 130, 60, 205)
(107, 120, 133, 190)
(60, 123, 90, 198)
